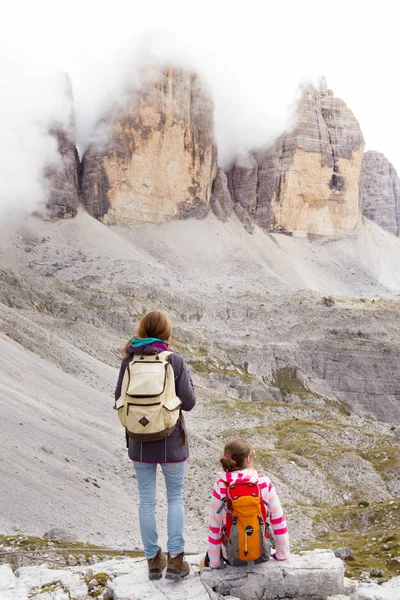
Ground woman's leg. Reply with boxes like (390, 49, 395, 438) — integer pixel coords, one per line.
(132, 461, 158, 559)
(160, 461, 187, 555)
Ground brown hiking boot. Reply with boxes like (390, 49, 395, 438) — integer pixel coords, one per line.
(165, 552, 190, 580)
(147, 547, 167, 580)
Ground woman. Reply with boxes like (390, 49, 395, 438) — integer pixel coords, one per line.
(114, 310, 196, 581)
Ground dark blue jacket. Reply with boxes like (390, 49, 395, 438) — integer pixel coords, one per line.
(114, 344, 196, 463)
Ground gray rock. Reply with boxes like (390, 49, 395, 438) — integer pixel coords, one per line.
(228, 152, 258, 212)
(343, 577, 358, 596)
(0, 564, 16, 588)
(108, 560, 209, 599)
(201, 549, 344, 600)
(43, 528, 77, 543)
(44, 74, 79, 220)
(334, 547, 355, 561)
(360, 151, 400, 236)
(370, 567, 384, 577)
(211, 169, 233, 222)
(355, 576, 400, 599)
(323, 296, 335, 307)
(233, 203, 254, 234)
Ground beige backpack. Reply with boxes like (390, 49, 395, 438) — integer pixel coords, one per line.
(115, 351, 182, 441)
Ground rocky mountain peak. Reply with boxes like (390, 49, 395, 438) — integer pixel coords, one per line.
(80, 65, 217, 225)
(40, 70, 400, 242)
(228, 81, 365, 237)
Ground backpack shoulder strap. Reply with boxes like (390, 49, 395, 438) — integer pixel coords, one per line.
(130, 350, 174, 363)
(157, 350, 174, 361)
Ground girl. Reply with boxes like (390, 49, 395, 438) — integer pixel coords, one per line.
(207, 438, 289, 568)
(114, 310, 196, 581)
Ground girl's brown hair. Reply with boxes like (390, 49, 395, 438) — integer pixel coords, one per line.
(220, 438, 255, 473)
(122, 310, 172, 356)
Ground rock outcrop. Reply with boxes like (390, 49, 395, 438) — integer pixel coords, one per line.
(45, 127, 79, 219)
(356, 577, 400, 600)
(81, 66, 217, 225)
(228, 152, 258, 215)
(44, 76, 79, 219)
(359, 151, 400, 236)
(211, 168, 233, 222)
(201, 550, 345, 600)
(228, 78, 365, 237)
(0, 551, 352, 600)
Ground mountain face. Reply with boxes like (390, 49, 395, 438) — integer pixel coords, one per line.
(45, 127, 79, 219)
(44, 67, 400, 243)
(210, 168, 234, 222)
(360, 151, 400, 236)
(80, 66, 217, 224)
(0, 212, 400, 569)
(44, 76, 79, 220)
(228, 80, 365, 236)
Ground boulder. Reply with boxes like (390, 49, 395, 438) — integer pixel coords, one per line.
(0, 564, 26, 600)
(354, 576, 400, 599)
(201, 549, 345, 600)
(334, 547, 355, 561)
(0, 564, 16, 589)
(229, 78, 365, 237)
(81, 65, 218, 225)
(43, 528, 78, 542)
(359, 151, 400, 236)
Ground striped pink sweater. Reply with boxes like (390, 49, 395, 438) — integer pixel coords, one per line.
(207, 468, 289, 568)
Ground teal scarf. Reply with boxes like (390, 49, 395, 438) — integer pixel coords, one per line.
(130, 337, 165, 347)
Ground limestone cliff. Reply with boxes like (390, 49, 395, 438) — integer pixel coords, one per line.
(45, 77, 79, 219)
(228, 79, 365, 237)
(210, 168, 233, 222)
(360, 151, 400, 236)
(81, 66, 217, 224)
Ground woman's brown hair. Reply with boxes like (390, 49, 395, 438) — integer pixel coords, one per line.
(220, 438, 255, 473)
(122, 310, 172, 356)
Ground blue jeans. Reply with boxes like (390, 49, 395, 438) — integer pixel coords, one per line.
(133, 461, 187, 559)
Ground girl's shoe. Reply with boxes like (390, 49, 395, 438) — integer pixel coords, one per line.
(147, 547, 167, 580)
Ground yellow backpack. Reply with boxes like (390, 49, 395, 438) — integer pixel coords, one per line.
(115, 351, 182, 441)
(221, 480, 273, 566)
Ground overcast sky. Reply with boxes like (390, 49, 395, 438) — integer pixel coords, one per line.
(1, 0, 399, 215)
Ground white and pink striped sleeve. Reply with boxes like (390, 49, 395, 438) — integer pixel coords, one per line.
(207, 479, 224, 568)
(260, 474, 290, 560)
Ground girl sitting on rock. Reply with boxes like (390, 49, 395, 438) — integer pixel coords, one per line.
(205, 438, 289, 569)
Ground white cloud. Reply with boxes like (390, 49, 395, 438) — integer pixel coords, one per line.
(0, 0, 399, 217)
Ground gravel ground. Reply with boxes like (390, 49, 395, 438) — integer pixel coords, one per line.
(0, 211, 399, 551)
